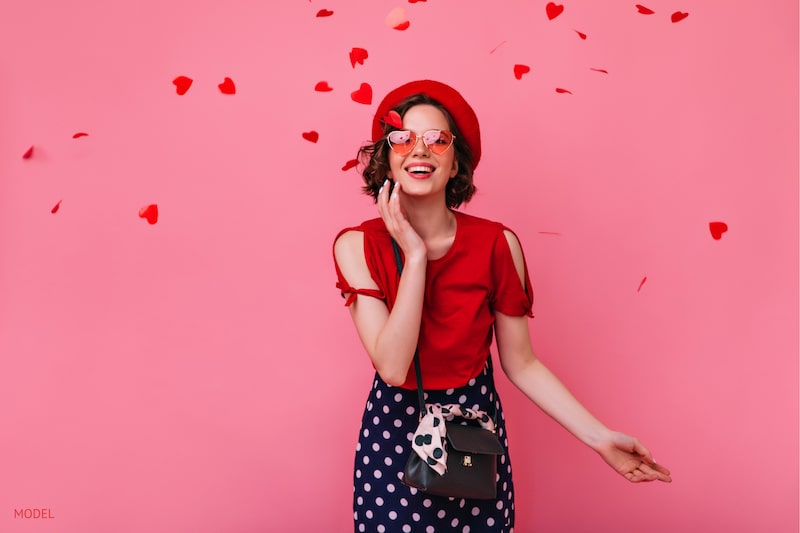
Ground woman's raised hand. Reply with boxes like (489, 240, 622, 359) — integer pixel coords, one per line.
(377, 179, 426, 262)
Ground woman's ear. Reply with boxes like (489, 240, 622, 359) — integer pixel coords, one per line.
(450, 160, 458, 178)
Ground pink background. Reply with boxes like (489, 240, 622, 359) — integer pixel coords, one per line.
(1, 1, 797, 532)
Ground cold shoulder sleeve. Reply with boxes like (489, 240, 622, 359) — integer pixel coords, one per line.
(333, 226, 387, 307)
(489, 227, 534, 317)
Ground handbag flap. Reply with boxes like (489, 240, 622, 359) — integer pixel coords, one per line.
(445, 423, 505, 455)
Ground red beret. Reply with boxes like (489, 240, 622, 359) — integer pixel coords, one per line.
(372, 80, 482, 169)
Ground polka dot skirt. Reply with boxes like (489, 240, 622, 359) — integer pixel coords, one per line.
(353, 358, 515, 533)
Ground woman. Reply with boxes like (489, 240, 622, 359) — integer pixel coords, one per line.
(333, 80, 671, 532)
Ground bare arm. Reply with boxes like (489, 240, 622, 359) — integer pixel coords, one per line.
(495, 231, 672, 483)
(333, 182, 427, 386)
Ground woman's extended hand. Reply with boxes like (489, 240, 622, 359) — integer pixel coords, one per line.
(377, 179, 426, 261)
(595, 431, 672, 483)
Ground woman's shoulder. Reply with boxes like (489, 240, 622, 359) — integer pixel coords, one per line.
(454, 210, 509, 236)
(334, 217, 388, 242)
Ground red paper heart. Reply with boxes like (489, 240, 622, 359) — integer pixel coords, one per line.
(51, 200, 62, 214)
(315, 81, 333, 92)
(590, 67, 609, 74)
(302, 131, 319, 143)
(671, 11, 689, 23)
(316, 9, 333, 17)
(22, 146, 34, 159)
(635, 5, 655, 15)
(218, 77, 236, 94)
(172, 76, 193, 95)
(546, 2, 564, 20)
(351, 83, 372, 105)
(341, 159, 358, 171)
(394, 21, 410, 30)
(409, 0, 426, 3)
(513, 64, 530, 80)
(139, 204, 159, 225)
(637, 276, 647, 293)
(709, 221, 728, 240)
(381, 110, 403, 129)
(349, 47, 368, 68)
(72, 132, 88, 139)
(555, 87, 572, 94)
(575, 30, 587, 40)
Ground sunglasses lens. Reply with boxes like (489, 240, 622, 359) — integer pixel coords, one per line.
(387, 130, 416, 155)
(422, 130, 454, 155)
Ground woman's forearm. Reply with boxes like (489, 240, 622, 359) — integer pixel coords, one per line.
(371, 254, 427, 386)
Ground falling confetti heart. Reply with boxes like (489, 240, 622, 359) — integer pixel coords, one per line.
(546, 2, 564, 20)
(709, 221, 728, 240)
(315, 81, 333, 92)
(385, 7, 410, 30)
(635, 5, 655, 14)
(139, 204, 159, 224)
(349, 47, 368, 68)
(341, 159, 358, 171)
(351, 83, 372, 105)
(637, 277, 647, 292)
(590, 67, 609, 74)
(408, 0, 426, 3)
(22, 146, 34, 159)
(172, 76, 193, 95)
(513, 64, 531, 80)
(381, 110, 403, 128)
(555, 87, 572, 94)
(51, 200, 62, 214)
(575, 30, 587, 39)
(72, 132, 89, 138)
(316, 9, 333, 17)
(671, 11, 689, 23)
(302, 131, 319, 143)
(218, 77, 236, 94)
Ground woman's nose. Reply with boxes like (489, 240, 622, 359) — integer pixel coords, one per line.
(411, 134, 430, 155)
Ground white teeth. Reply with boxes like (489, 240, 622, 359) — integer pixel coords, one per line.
(407, 166, 434, 173)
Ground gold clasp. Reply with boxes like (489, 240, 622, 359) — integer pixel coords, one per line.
(462, 455, 473, 467)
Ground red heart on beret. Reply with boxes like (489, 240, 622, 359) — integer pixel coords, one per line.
(546, 2, 564, 20)
(636, 5, 655, 15)
(173, 76, 193, 95)
(349, 48, 368, 68)
(709, 221, 728, 240)
(302, 131, 319, 143)
(218, 77, 236, 94)
(139, 204, 159, 225)
(381, 110, 403, 129)
(513, 64, 530, 80)
(671, 11, 689, 23)
(315, 81, 333, 92)
(351, 83, 372, 105)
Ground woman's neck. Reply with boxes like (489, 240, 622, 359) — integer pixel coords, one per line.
(402, 195, 457, 258)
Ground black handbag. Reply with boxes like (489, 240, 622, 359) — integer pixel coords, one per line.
(391, 239, 504, 499)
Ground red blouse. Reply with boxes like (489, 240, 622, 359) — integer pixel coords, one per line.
(333, 210, 533, 390)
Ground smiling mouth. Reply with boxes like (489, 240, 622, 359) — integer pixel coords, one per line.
(406, 165, 436, 176)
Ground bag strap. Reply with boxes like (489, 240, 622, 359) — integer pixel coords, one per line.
(391, 239, 427, 415)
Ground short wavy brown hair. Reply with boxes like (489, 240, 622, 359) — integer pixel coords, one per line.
(357, 94, 476, 209)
